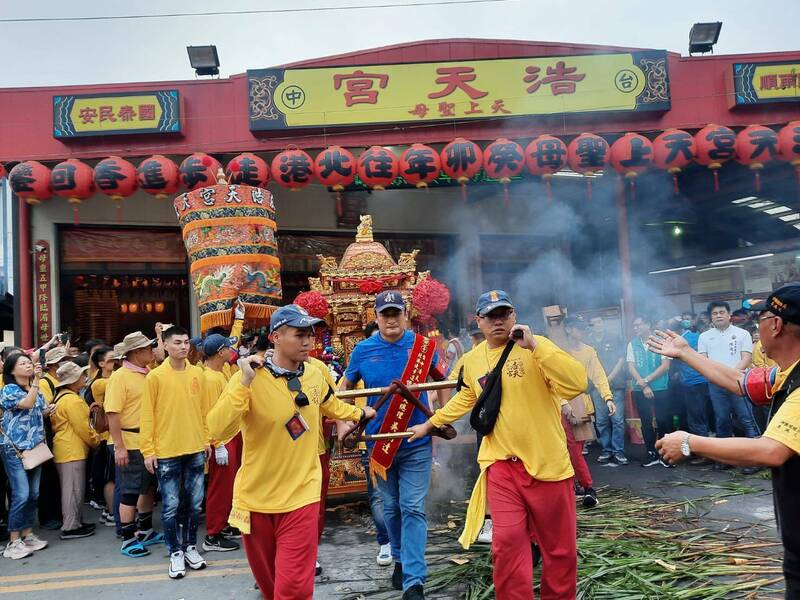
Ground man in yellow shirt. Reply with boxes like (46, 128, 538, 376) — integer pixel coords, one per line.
(140, 326, 209, 580)
(207, 304, 375, 600)
(652, 284, 800, 597)
(105, 331, 164, 558)
(409, 290, 587, 600)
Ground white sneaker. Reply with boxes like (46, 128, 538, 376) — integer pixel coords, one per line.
(23, 534, 48, 552)
(476, 519, 493, 544)
(169, 550, 186, 579)
(4, 539, 33, 560)
(376, 543, 393, 566)
(183, 545, 207, 570)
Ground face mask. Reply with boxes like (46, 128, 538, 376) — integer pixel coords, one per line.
(681, 319, 692, 329)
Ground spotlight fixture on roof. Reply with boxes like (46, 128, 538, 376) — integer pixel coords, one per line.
(187, 45, 220, 77)
(689, 22, 722, 55)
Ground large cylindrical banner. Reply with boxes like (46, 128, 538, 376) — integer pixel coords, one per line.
(174, 180, 281, 331)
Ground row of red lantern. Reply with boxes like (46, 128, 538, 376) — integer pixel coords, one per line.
(6, 122, 800, 205)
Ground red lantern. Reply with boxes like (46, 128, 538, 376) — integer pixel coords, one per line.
(610, 133, 653, 178)
(180, 152, 222, 191)
(653, 129, 695, 193)
(694, 124, 736, 192)
(567, 133, 609, 199)
(525, 135, 567, 199)
(52, 159, 94, 224)
(0, 163, 5, 180)
(294, 291, 330, 320)
(137, 155, 181, 199)
(226, 153, 269, 187)
(314, 146, 356, 215)
(357, 146, 399, 191)
(271, 148, 314, 191)
(441, 138, 483, 195)
(399, 143, 441, 189)
(483, 138, 524, 206)
(94, 156, 138, 201)
(778, 121, 800, 187)
(9, 161, 52, 205)
(736, 125, 778, 193)
(412, 276, 451, 327)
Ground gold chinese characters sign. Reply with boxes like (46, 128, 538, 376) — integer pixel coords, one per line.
(732, 61, 800, 106)
(248, 51, 669, 130)
(53, 90, 182, 138)
(35, 240, 52, 346)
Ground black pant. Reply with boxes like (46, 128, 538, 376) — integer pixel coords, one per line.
(786, 545, 800, 599)
(633, 389, 675, 454)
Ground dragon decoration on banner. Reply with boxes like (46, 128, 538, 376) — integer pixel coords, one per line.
(173, 169, 282, 331)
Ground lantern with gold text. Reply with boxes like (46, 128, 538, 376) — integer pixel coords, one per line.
(52, 159, 95, 224)
(271, 148, 314, 191)
(137, 155, 181, 199)
(441, 138, 482, 201)
(567, 133, 609, 199)
(525, 135, 567, 200)
(314, 146, 356, 214)
(94, 156, 138, 221)
(9, 161, 52, 205)
(653, 129, 695, 194)
(735, 125, 778, 193)
(357, 146, 399, 191)
(227, 153, 269, 188)
(695, 124, 736, 192)
(180, 153, 222, 191)
(399, 143, 440, 189)
(483, 138, 524, 206)
(778, 121, 800, 189)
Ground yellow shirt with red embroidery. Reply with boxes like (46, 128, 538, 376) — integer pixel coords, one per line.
(308, 357, 336, 455)
(139, 359, 208, 459)
(764, 359, 800, 454)
(207, 364, 362, 526)
(104, 366, 147, 450)
(202, 366, 230, 447)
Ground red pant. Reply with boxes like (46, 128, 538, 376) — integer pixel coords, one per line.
(318, 452, 331, 543)
(243, 503, 320, 600)
(488, 459, 576, 600)
(206, 433, 243, 536)
(561, 415, 593, 489)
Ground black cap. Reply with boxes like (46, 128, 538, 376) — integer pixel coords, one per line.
(751, 284, 800, 325)
(467, 320, 481, 335)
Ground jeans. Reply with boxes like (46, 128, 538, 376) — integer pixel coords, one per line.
(155, 452, 206, 554)
(592, 388, 626, 455)
(708, 384, 759, 438)
(632, 390, 674, 454)
(360, 452, 389, 546)
(1, 446, 42, 533)
(681, 383, 710, 437)
(376, 442, 432, 591)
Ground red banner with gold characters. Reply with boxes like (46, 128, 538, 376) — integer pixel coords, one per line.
(34, 240, 52, 347)
(370, 333, 436, 480)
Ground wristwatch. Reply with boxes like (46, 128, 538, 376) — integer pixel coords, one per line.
(680, 433, 692, 457)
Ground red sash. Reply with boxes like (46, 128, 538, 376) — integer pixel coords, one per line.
(370, 334, 436, 480)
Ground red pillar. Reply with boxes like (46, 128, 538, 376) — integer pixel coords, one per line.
(615, 183, 634, 330)
(18, 197, 33, 348)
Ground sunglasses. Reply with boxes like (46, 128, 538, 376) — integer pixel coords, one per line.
(287, 376, 309, 408)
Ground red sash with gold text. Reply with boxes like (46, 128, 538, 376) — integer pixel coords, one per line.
(370, 334, 436, 480)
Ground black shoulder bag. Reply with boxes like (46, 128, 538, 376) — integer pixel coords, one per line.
(469, 341, 515, 436)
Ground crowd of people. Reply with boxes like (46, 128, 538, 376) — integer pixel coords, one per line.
(0, 288, 797, 599)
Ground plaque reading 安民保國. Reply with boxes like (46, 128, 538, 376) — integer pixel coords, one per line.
(248, 51, 670, 130)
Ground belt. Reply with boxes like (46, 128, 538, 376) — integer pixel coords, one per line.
(121, 427, 140, 433)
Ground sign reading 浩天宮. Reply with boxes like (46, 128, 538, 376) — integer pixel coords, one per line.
(53, 90, 182, 138)
(732, 61, 800, 106)
(248, 52, 670, 130)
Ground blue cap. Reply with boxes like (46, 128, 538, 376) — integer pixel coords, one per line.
(270, 304, 324, 333)
(189, 336, 204, 350)
(475, 290, 514, 317)
(375, 290, 406, 313)
(202, 334, 237, 356)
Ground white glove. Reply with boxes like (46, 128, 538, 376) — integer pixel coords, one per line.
(214, 445, 229, 466)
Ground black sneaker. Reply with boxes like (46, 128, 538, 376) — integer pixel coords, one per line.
(202, 534, 239, 552)
(659, 458, 676, 469)
(597, 452, 612, 464)
(60, 525, 95, 540)
(532, 543, 541, 568)
(402, 584, 425, 600)
(582, 487, 599, 508)
(392, 563, 404, 591)
(641, 452, 660, 467)
(315, 561, 322, 576)
(221, 526, 242, 539)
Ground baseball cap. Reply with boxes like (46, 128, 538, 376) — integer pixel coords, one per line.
(467, 320, 481, 335)
(375, 291, 406, 313)
(203, 334, 237, 356)
(270, 304, 324, 333)
(475, 290, 514, 317)
(750, 284, 800, 325)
